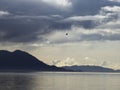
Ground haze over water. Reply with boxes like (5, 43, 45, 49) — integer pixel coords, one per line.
(0, 72, 120, 90)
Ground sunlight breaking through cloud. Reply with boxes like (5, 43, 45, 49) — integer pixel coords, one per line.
(0, 11, 10, 16)
(109, 0, 120, 2)
(42, 0, 72, 7)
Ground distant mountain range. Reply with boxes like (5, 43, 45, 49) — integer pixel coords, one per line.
(0, 50, 119, 72)
(63, 66, 117, 72)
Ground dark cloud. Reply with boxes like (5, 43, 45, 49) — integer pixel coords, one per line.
(70, 0, 120, 15)
(0, 15, 95, 43)
(0, 0, 120, 43)
(0, 0, 71, 43)
(0, 0, 119, 16)
(81, 33, 120, 41)
(0, 17, 53, 42)
(0, 0, 68, 16)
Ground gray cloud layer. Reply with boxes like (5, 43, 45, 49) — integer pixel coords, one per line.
(0, 0, 120, 43)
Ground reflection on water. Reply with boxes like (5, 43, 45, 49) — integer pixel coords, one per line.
(0, 73, 34, 90)
(0, 72, 120, 90)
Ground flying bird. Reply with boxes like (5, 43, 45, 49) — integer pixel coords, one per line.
(66, 33, 68, 36)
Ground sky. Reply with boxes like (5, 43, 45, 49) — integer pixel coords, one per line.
(0, 0, 120, 69)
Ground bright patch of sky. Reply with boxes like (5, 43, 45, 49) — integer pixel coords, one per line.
(42, 0, 72, 7)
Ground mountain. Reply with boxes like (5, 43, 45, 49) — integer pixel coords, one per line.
(63, 65, 117, 72)
(0, 50, 119, 72)
(0, 50, 65, 72)
(116, 70, 120, 72)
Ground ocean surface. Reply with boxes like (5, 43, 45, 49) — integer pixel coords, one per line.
(0, 72, 120, 90)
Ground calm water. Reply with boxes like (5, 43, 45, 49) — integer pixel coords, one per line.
(0, 72, 120, 90)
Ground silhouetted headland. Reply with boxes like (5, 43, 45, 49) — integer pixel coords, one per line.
(0, 50, 65, 72)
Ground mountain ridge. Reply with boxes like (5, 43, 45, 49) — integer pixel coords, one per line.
(0, 50, 65, 72)
(0, 50, 119, 72)
(63, 65, 119, 72)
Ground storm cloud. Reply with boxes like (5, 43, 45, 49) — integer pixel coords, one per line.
(0, 0, 120, 44)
